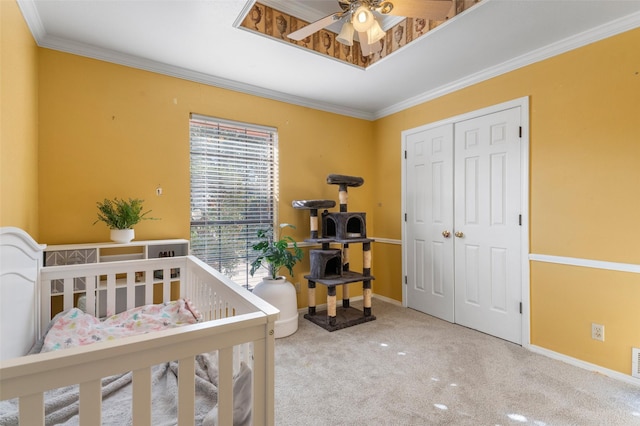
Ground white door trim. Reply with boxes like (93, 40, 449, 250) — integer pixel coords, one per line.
(401, 96, 531, 346)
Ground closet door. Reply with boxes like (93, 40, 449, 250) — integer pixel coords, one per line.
(403, 104, 524, 345)
(405, 124, 454, 322)
(453, 107, 522, 344)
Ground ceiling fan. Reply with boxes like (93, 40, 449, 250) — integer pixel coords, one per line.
(287, 0, 453, 56)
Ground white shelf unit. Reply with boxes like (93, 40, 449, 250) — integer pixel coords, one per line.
(43, 239, 190, 316)
(44, 239, 189, 265)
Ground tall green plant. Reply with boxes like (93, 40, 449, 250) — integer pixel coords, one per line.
(94, 197, 157, 229)
(250, 224, 303, 279)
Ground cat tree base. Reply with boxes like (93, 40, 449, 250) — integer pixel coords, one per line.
(304, 275, 375, 332)
(304, 306, 376, 332)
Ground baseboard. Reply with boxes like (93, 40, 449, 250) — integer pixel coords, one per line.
(527, 344, 640, 387)
(372, 293, 403, 306)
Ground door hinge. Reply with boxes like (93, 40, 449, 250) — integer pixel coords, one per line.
(405, 213, 407, 222)
(519, 126, 522, 138)
(519, 214, 522, 226)
(519, 302, 523, 314)
(404, 276, 408, 285)
(404, 150, 407, 159)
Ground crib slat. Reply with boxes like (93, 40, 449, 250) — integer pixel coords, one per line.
(218, 346, 234, 424)
(163, 268, 171, 303)
(106, 273, 116, 317)
(144, 269, 154, 305)
(41, 279, 51, 334)
(85, 275, 97, 316)
(19, 393, 44, 425)
(252, 337, 267, 426)
(133, 367, 152, 425)
(177, 357, 196, 425)
(79, 379, 101, 424)
(126, 272, 136, 311)
(177, 266, 185, 299)
(63, 277, 74, 311)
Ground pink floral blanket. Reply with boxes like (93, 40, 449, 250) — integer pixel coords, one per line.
(41, 299, 202, 352)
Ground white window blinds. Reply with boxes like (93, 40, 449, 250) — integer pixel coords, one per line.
(190, 114, 277, 288)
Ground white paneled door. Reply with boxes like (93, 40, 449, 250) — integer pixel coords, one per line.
(405, 124, 455, 322)
(405, 106, 523, 344)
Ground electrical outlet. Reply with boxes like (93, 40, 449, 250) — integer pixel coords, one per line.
(591, 323, 605, 342)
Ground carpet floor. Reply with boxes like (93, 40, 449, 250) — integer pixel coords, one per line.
(274, 299, 640, 425)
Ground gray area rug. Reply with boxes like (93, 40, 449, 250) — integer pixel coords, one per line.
(274, 299, 640, 425)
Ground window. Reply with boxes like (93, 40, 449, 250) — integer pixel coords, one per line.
(190, 114, 277, 289)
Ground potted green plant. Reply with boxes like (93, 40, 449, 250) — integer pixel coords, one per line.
(94, 197, 157, 243)
(250, 223, 303, 279)
(250, 223, 303, 338)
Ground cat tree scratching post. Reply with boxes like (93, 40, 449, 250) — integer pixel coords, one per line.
(291, 199, 336, 319)
(293, 174, 376, 331)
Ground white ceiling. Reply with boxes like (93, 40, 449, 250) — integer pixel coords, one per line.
(17, 0, 640, 120)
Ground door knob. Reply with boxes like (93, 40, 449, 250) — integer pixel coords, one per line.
(442, 230, 451, 238)
(454, 231, 464, 238)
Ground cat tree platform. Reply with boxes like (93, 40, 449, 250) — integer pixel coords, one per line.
(303, 271, 376, 332)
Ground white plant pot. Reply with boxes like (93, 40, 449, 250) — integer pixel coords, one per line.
(252, 276, 299, 338)
(110, 228, 135, 243)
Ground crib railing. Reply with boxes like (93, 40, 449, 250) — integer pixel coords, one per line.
(40, 256, 189, 327)
(2, 255, 278, 425)
(39, 255, 269, 330)
(0, 310, 273, 424)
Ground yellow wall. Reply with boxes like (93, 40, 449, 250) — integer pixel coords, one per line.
(36, 49, 375, 307)
(0, 0, 40, 236)
(37, 50, 375, 246)
(531, 263, 639, 373)
(373, 28, 640, 376)
(3, 0, 639, 377)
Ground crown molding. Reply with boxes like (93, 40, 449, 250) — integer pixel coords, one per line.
(374, 9, 640, 119)
(16, 0, 45, 40)
(18, 0, 640, 122)
(36, 34, 377, 121)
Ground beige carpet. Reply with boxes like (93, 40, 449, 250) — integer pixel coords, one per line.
(274, 299, 640, 425)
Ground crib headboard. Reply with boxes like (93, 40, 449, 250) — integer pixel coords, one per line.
(0, 227, 46, 361)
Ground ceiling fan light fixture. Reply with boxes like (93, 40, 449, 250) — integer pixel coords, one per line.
(337, 21, 355, 46)
(366, 19, 386, 44)
(352, 5, 374, 32)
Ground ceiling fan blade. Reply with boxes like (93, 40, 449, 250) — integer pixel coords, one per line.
(287, 13, 342, 41)
(357, 32, 372, 55)
(383, 0, 453, 20)
(356, 32, 381, 56)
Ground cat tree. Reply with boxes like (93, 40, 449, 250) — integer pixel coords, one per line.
(292, 174, 375, 331)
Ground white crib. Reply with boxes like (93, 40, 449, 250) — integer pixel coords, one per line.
(0, 227, 278, 425)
